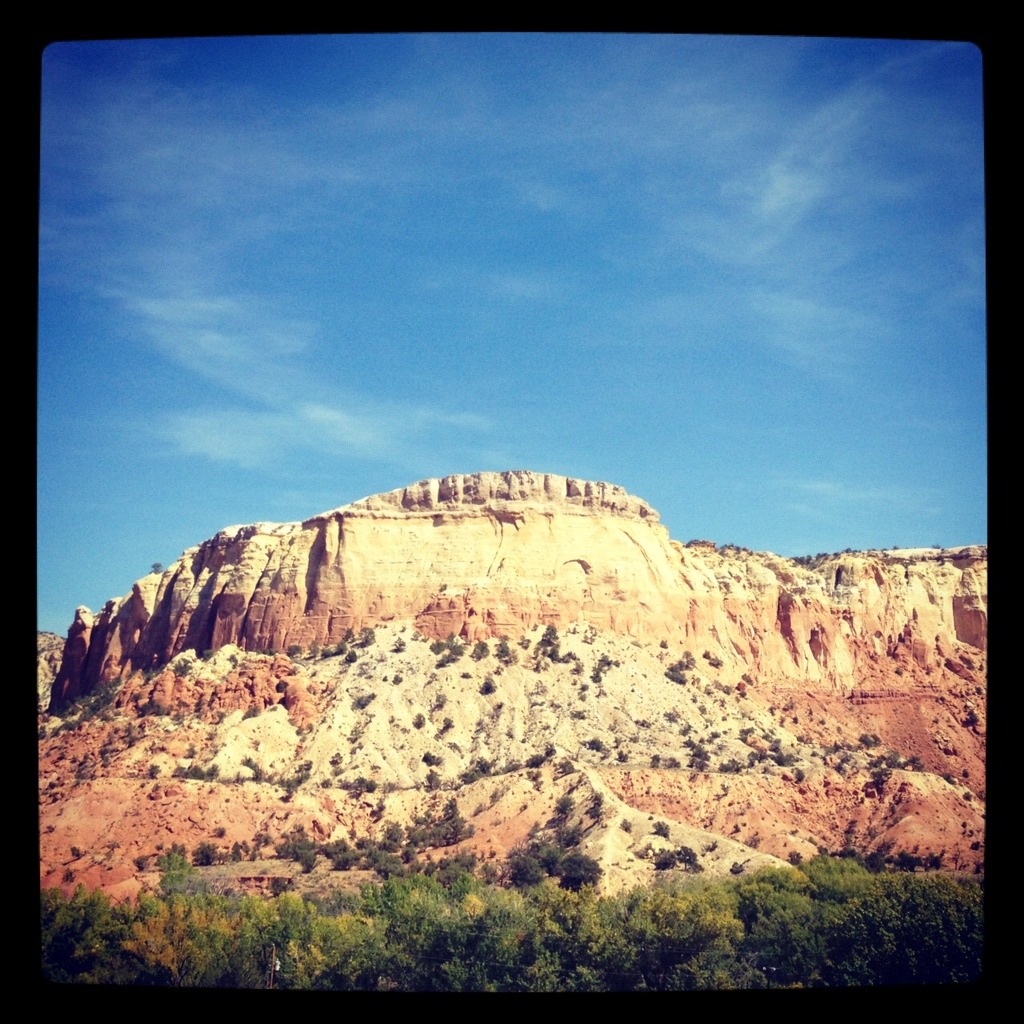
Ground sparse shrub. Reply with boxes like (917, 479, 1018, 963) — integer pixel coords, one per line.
(654, 850, 678, 871)
(555, 795, 574, 819)
(338, 776, 378, 797)
(276, 825, 318, 872)
(496, 638, 518, 665)
(665, 661, 690, 685)
(472, 641, 490, 661)
(653, 821, 670, 838)
(555, 823, 583, 849)
(413, 713, 426, 729)
(480, 676, 496, 695)
(422, 752, 443, 767)
(677, 846, 702, 872)
(591, 654, 619, 685)
(192, 842, 218, 867)
(352, 692, 376, 711)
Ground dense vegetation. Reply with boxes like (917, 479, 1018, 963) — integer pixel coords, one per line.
(41, 857, 982, 989)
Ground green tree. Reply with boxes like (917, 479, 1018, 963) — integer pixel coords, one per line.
(557, 852, 602, 891)
(821, 873, 983, 985)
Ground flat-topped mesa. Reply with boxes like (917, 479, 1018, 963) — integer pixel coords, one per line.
(315, 471, 658, 521)
(48, 470, 987, 715)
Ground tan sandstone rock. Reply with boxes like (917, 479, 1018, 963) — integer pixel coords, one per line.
(48, 472, 987, 717)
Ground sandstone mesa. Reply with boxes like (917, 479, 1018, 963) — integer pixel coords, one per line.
(39, 471, 987, 899)
(50, 469, 986, 712)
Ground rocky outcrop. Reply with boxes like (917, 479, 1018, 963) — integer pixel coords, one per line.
(36, 632, 65, 713)
(48, 471, 987, 713)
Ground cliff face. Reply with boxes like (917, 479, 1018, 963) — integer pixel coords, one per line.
(49, 470, 987, 712)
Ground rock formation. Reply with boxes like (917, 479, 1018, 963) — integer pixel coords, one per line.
(38, 472, 988, 898)
(49, 471, 987, 714)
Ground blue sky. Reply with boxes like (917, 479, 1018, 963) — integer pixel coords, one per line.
(38, 34, 986, 636)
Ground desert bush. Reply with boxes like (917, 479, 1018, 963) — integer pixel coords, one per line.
(654, 850, 678, 871)
(192, 842, 218, 867)
(665, 661, 690, 685)
(677, 846, 702, 872)
(495, 638, 518, 665)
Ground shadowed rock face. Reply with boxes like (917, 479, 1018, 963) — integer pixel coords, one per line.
(48, 471, 987, 713)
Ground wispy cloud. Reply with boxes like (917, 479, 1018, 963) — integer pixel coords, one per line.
(120, 292, 315, 397)
(783, 478, 939, 514)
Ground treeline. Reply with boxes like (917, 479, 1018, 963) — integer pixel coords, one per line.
(41, 857, 982, 989)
